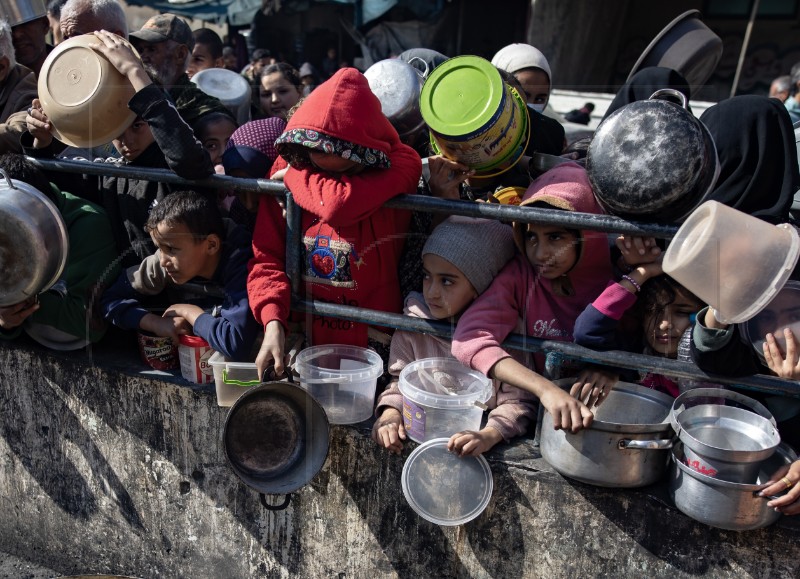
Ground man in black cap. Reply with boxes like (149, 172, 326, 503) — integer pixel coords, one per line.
(129, 13, 234, 129)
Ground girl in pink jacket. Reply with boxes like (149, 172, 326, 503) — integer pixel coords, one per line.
(452, 163, 613, 433)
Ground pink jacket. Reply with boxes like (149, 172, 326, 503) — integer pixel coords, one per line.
(376, 292, 537, 442)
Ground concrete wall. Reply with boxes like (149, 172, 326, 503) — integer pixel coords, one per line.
(1, 337, 799, 578)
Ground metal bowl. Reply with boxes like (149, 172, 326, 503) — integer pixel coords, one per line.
(0, 171, 69, 307)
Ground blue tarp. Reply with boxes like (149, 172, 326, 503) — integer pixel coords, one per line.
(125, 0, 262, 26)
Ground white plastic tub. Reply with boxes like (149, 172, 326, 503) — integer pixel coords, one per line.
(208, 351, 261, 407)
(398, 358, 492, 443)
(293, 345, 383, 424)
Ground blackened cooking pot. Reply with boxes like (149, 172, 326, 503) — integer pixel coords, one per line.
(223, 374, 330, 510)
(586, 89, 719, 223)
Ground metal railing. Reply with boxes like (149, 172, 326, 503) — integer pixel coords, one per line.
(28, 157, 800, 398)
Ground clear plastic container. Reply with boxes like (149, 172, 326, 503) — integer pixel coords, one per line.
(208, 351, 260, 407)
(398, 358, 492, 443)
(293, 345, 384, 424)
(663, 200, 800, 324)
(401, 438, 493, 526)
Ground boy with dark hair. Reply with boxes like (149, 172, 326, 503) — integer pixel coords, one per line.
(187, 28, 224, 79)
(0, 153, 119, 349)
(100, 190, 259, 361)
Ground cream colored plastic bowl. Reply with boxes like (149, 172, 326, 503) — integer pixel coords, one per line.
(38, 33, 138, 148)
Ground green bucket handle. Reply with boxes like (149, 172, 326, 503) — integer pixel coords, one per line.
(222, 368, 260, 387)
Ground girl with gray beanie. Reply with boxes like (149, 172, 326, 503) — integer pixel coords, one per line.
(372, 216, 538, 456)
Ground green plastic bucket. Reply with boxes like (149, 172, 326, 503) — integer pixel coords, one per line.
(420, 55, 530, 177)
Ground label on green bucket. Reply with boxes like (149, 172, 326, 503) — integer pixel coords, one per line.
(403, 398, 426, 442)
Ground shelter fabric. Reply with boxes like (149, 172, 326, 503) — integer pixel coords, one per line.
(699, 95, 799, 224)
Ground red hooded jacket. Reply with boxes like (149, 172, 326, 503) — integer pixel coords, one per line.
(247, 68, 422, 346)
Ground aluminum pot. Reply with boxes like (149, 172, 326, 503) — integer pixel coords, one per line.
(0, 169, 69, 307)
(586, 89, 719, 223)
(223, 375, 330, 510)
(670, 388, 779, 483)
(669, 441, 796, 531)
(540, 381, 675, 488)
(364, 58, 427, 143)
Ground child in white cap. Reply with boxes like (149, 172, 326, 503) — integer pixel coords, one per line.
(372, 216, 537, 456)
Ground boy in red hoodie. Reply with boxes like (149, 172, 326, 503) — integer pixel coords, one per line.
(248, 68, 422, 377)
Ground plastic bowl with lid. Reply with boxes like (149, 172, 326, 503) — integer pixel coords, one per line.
(38, 33, 138, 148)
(398, 357, 492, 444)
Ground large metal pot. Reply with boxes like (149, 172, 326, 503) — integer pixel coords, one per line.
(223, 375, 330, 510)
(0, 169, 69, 307)
(540, 381, 675, 488)
(669, 441, 796, 531)
(586, 89, 719, 223)
(364, 58, 427, 143)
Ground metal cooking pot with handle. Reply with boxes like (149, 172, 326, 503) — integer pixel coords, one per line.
(223, 369, 330, 510)
(540, 381, 675, 488)
(586, 89, 719, 223)
(0, 169, 69, 307)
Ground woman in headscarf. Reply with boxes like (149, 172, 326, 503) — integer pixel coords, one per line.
(491, 43, 565, 156)
(603, 66, 691, 121)
(699, 94, 799, 224)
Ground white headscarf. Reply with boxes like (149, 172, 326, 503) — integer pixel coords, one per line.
(491, 43, 552, 90)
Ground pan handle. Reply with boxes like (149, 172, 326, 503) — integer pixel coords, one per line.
(260, 493, 291, 511)
(649, 88, 687, 110)
(618, 438, 674, 450)
(262, 364, 296, 384)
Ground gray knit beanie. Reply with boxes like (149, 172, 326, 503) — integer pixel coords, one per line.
(422, 216, 516, 294)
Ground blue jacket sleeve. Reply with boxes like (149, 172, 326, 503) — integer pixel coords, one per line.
(100, 271, 150, 331)
(192, 287, 259, 361)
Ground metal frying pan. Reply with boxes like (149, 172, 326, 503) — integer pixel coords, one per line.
(223, 375, 330, 510)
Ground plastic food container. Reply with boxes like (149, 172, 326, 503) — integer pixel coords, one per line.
(208, 351, 261, 407)
(137, 331, 177, 371)
(177, 335, 214, 384)
(663, 200, 800, 324)
(293, 345, 383, 424)
(38, 33, 138, 148)
(401, 438, 493, 526)
(398, 358, 492, 443)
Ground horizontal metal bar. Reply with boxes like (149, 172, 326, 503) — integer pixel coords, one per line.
(385, 195, 680, 238)
(26, 157, 287, 195)
(27, 156, 679, 237)
(294, 299, 800, 398)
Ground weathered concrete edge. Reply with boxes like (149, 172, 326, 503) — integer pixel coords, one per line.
(0, 340, 799, 579)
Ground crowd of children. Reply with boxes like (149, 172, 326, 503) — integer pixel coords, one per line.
(3, 15, 800, 514)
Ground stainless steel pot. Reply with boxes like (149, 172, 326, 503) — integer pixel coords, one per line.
(0, 169, 69, 307)
(670, 388, 779, 483)
(669, 441, 796, 531)
(540, 381, 675, 488)
(364, 58, 427, 142)
(223, 376, 330, 510)
(586, 89, 720, 223)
